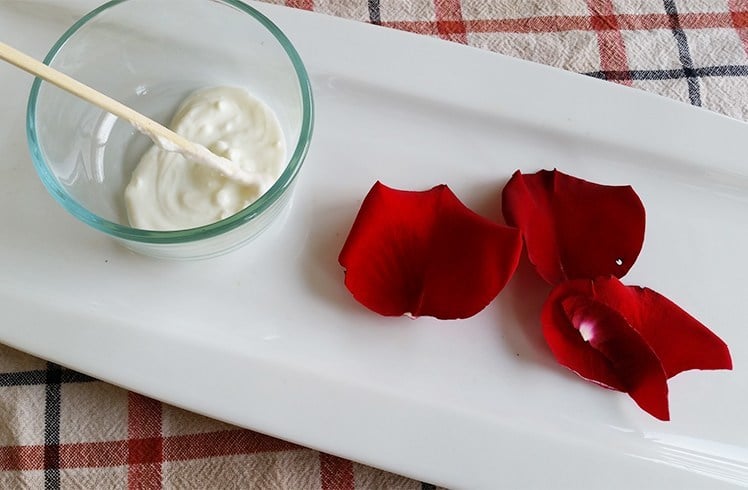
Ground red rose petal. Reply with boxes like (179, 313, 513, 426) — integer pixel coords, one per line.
(543, 276, 732, 420)
(583, 276, 733, 378)
(339, 181, 522, 319)
(502, 169, 645, 284)
(560, 294, 670, 421)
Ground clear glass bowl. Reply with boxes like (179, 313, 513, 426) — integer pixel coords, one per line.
(27, 0, 314, 260)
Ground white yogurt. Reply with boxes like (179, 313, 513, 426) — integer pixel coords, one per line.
(125, 86, 286, 231)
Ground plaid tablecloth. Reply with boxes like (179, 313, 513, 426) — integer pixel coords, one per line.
(3, 1, 747, 488)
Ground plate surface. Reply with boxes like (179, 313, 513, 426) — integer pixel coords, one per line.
(1, 2, 747, 488)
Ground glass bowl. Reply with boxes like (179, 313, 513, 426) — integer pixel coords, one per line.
(27, 0, 314, 260)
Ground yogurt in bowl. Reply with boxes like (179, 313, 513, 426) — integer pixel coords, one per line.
(125, 87, 287, 231)
(27, 0, 313, 260)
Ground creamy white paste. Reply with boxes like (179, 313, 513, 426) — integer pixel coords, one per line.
(125, 86, 286, 231)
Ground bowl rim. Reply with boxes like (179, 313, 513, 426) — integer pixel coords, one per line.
(26, 0, 314, 244)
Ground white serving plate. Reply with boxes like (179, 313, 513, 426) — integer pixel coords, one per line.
(1, 1, 747, 488)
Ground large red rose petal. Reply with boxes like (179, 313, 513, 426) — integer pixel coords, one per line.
(502, 169, 645, 285)
(542, 276, 732, 420)
(339, 181, 522, 319)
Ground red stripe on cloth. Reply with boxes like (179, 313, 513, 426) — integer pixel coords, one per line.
(319, 453, 355, 490)
(729, 1, 748, 56)
(387, 16, 589, 36)
(385, 12, 748, 37)
(164, 429, 300, 461)
(490, 12, 742, 32)
(0, 430, 297, 471)
(619, 12, 736, 30)
(463, 15, 592, 33)
(382, 20, 440, 36)
(127, 393, 163, 490)
(286, 0, 314, 10)
(732, 10, 748, 27)
(61, 441, 128, 468)
(0, 441, 128, 470)
(587, 0, 632, 85)
(0, 431, 297, 471)
(434, 0, 468, 44)
(0, 445, 45, 470)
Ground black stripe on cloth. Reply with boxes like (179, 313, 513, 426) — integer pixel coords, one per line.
(586, 68, 685, 81)
(585, 64, 748, 81)
(664, 0, 701, 105)
(0, 369, 95, 387)
(44, 363, 62, 490)
(421, 483, 436, 490)
(698, 65, 748, 77)
(368, 0, 381, 25)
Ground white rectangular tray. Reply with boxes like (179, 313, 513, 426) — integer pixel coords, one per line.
(1, 2, 747, 488)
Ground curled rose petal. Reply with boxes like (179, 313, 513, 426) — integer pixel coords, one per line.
(502, 169, 645, 285)
(558, 294, 670, 420)
(542, 276, 732, 420)
(574, 276, 733, 378)
(339, 181, 522, 319)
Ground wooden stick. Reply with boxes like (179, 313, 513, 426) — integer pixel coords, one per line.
(0, 41, 260, 187)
